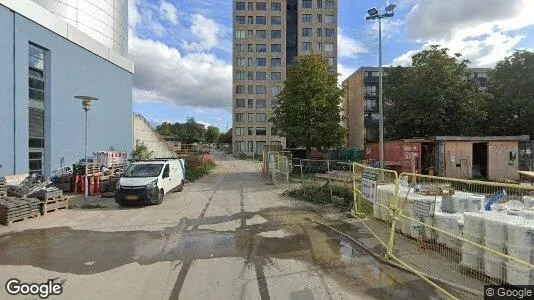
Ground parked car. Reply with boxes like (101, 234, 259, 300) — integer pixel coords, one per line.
(115, 159, 185, 206)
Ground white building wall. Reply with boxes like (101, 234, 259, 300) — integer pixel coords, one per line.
(133, 114, 177, 159)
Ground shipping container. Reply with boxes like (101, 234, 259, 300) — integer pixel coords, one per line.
(364, 139, 434, 174)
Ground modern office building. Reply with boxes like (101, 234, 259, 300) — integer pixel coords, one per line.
(342, 67, 491, 149)
(232, 0, 338, 155)
(0, 0, 134, 177)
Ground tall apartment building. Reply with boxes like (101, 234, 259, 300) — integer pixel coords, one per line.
(342, 67, 491, 149)
(232, 0, 338, 155)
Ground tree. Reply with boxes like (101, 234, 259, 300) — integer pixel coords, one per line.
(384, 45, 488, 140)
(484, 50, 534, 137)
(271, 53, 345, 154)
(131, 143, 153, 161)
(206, 126, 221, 144)
(182, 117, 207, 144)
(218, 128, 232, 144)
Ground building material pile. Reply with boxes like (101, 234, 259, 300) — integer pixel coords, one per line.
(32, 188, 68, 215)
(93, 151, 127, 168)
(0, 177, 5, 197)
(73, 163, 100, 175)
(0, 197, 40, 225)
(7, 173, 51, 198)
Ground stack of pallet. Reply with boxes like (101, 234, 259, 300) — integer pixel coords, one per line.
(0, 177, 5, 197)
(7, 173, 50, 198)
(73, 163, 100, 175)
(0, 197, 40, 226)
(31, 188, 69, 215)
(93, 151, 127, 168)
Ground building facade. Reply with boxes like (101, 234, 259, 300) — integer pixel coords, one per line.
(232, 0, 338, 155)
(342, 67, 491, 149)
(0, 0, 133, 177)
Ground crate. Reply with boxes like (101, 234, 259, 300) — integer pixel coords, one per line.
(73, 163, 100, 175)
(0, 197, 41, 226)
(30, 189, 63, 201)
(40, 197, 69, 215)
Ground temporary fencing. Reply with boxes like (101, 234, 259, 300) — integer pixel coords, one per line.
(352, 163, 534, 299)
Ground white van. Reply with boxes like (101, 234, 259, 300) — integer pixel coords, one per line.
(115, 159, 185, 205)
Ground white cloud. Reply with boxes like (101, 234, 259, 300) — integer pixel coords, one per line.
(394, 0, 534, 67)
(182, 14, 223, 52)
(338, 29, 367, 58)
(159, 1, 179, 25)
(391, 50, 419, 66)
(365, 19, 405, 40)
(337, 63, 355, 83)
(129, 36, 232, 108)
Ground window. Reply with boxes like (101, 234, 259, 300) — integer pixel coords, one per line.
(325, 14, 335, 23)
(316, 42, 323, 51)
(271, 44, 282, 52)
(248, 99, 254, 108)
(271, 58, 281, 66)
(248, 113, 255, 122)
(325, 29, 335, 37)
(248, 58, 255, 66)
(248, 85, 254, 94)
(256, 127, 267, 136)
(271, 141, 281, 147)
(256, 141, 266, 154)
(271, 86, 282, 95)
(256, 99, 267, 108)
(235, 44, 246, 52)
(317, 14, 322, 23)
(302, 14, 312, 23)
(256, 44, 267, 52)
(235, 30, 246, 38)
(235, 85, 246, 94)
(236, 99, 245, 108)
(235, 16, 245, 24)
(271, 2, 281, 11)
(256, 2, 266, 10)
(248, 2, 254, 10)
(365, 99, 377, 111)
(247, 141, 254, 152)
(256, 72, 266, 80)
(256, 16, 266, 24)
(235, 58, 246, 66)
(235, 127, 246, 135)
(256, 30, 267, 39)
(324, 43, 334, 52)
(236, 141, 246, 153)
(271, 99, 280, 108)
(317, 28, 323, 37)
(248, 71, 254, 80)
(257, 58, 267, 66)
(248, 44, 254, 52)
(365, 71, 380, 77)
(365, 85, 377, 96)
(256, 113, 266, 122)
(248, 16, 254, 24)
(256, 85, 266, 94)
(248, 127, 254, 135)
(235, 113, 245, 122)
(327, 57, 335, 66)
(247, 30, 254, 38)
(326, 0, 335, 9)
(271, 30, 282, 39)
(235, 71, 247, 80)
(302, 28, 312, 37)
(302, 0, 312, 8)
(301, 42, 312, 51)
(271, 72, 282, 81)
(236, 2, 245, 10)
(317, 0, 323, 8)
(271, 16, 282, 25)
(28, 43, 46, 174)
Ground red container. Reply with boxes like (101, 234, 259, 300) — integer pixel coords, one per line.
(365, 139, 429, 174)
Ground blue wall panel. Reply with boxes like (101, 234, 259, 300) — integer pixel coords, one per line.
(0, 7, 15, 175)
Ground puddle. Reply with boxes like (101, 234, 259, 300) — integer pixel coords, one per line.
(0, 206, 443, 299)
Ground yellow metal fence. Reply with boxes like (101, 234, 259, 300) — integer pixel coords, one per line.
(352, 163, 534, 299)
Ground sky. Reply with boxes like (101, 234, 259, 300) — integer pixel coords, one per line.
(128, 0, 534, 130)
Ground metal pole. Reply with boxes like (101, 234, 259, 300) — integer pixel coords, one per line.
(378, 17, 384, 169)
(84, 108, 88, 205)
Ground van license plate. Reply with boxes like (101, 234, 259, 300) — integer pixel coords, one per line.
(126, 195, 138, 200)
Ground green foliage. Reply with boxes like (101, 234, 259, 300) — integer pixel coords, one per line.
(271, 53, 345, 151)
(284, 182, 353, 208)
(156, 118, 214, 144)
(218, 128, 233, 144)
(131, 143, 153, 161)
(484, 50, 534, 137)
(384, 45, 488, 139)
(206, 126, 221, 144)
(185, 154, 216, 182)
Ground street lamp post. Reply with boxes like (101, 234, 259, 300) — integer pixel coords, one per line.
(75, 96, 99, 205)
(366, 4, 396, 169)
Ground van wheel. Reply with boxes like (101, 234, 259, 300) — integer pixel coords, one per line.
(177, 180, 185, 192)
(155, 189, 164, 205)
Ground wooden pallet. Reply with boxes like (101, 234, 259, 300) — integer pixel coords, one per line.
(40, 197, 68, 215)
(30, 189, 63, 201)
(0, 212, 39, 226)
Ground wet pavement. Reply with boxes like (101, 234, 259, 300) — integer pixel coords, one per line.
(0, 154, 443, 299)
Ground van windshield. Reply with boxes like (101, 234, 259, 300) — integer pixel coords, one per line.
(124, 164, 163, 178)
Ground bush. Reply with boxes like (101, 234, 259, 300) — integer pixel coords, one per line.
(283, 182, 354, 208)
(185, 154, 216, 181)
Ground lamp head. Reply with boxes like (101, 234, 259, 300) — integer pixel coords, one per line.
(75, 96, 99, 111)
(367, 7, 379, 16)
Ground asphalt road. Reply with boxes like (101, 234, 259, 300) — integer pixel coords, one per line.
(0, 154, 442, 300)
